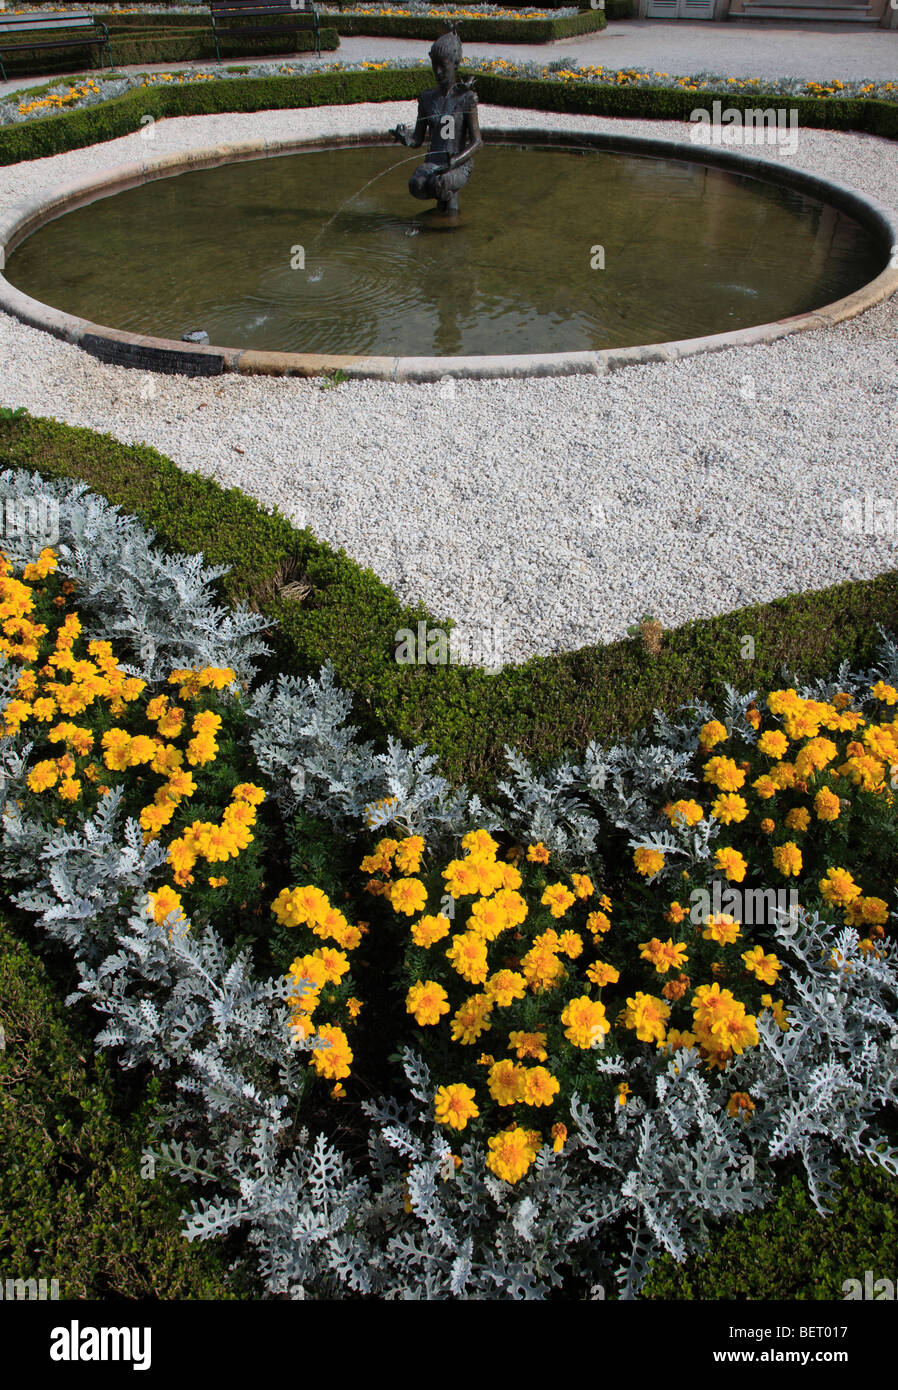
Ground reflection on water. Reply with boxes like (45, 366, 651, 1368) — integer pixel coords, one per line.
(6, 144, 886, 357)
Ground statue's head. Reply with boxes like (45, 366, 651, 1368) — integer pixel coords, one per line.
(430, 25, 462, 86)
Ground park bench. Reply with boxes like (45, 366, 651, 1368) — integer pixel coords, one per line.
(0, 11, 112, 83)
(208, 0, 321, 64)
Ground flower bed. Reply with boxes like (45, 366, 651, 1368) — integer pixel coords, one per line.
(1, 466, 896, 1299)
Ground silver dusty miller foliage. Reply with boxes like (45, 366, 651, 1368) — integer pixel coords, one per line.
(1, 471, 897, 1299)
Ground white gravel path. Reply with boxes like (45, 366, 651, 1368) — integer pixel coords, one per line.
(1, 101, 897, 667)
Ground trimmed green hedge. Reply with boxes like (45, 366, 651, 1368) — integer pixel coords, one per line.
(0, 28, 339, 81)
(326, 10, 605, 39)
(0, 69, 429, 166)
(643, 1162, 898, 1299)
(472, 72, 898, 141)
(0, 918, 240, 1298)
(3, 412, 898, 799)
(2, 65, 895, 171)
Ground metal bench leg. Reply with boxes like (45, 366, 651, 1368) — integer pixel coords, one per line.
(0, 53, 6, 83)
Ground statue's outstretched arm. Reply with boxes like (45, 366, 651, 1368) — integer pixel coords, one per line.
(391, 102, 429, 148)
(447, 103, 483, 171)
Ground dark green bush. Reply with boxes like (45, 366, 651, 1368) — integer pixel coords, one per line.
(643, 1162, 898, 1299)
(0, 919, 240, 1299)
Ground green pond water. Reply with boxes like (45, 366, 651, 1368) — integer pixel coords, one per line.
(5, 143, 887, 357)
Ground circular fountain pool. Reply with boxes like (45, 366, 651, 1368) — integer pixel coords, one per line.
(1, 131, 895, 378)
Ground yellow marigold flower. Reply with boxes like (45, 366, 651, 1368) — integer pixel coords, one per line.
(571, 872, 594, 898)
(157, 707, 185, 738)
(521, 943, 565, 993)
(101, 728, 132, 770)
(346, 996, 363, 1019)
(310, 1024, 352, 1081)
(442, 858, 481, 897)
(394, 835, 426, 874)
(727, 1092, 755, 1120)
(794, 737, 838, 780)
(752, 775, 778, 800)
(450, 993, 493, 1045)
(814, 786, 841, 821)
(312, 946, 350, 984)
(714, 847, 747, 882)
(703, 756, 746, 791)
(484, 969, 526, 1008)
(271, 883, 330, 928)
(698, 719, 728, 750)
(186, 734, 217, 766)
(710, 792, 748, 825)
(26, 759, 59, 792)
(556, 929, 583, 959)
(616, 1083, 631, 1106)
(599, 893, 612, 912)
(633, 847, 665, 878)
(702, 913, 740, 946)
(745, 705, 761, 730)
(664, 798, 704, 827)
(872, 680, 898, 705)
(784, 807, 810, 834)
(126, 734, 157, 766)
(639, 937, 688, 973)
(759, 817, 774, 834)
(541, 882, 576, 918)
(499, 862, 523, 891)
(509, 1030, 548, 1061)
(665, 1027, 697, 1050)
(560, 995, 610, 1048)
(665, 901, 687, 924)
(772, 840, 802, 877)
(742, 945, 780, 985)
(551, 1122, 567, 1152)
(446, 932, 489, 985)
(58, 777, 81, 802)
(488, 1058, 525, 1106)
(847, 896, 889, 928)
(485, 1125, 541, 1184)
(757, 729, 789, 759)
(622, 992, 670, 1044)
(232, 782, 265, 806)
(287, 953, 328, 1012)
(388, 877, 428, 917)
(526, 842, 550, 864)
(468, 895, 509, 941)
(434, 1083, 479, 1131)
(662, 973, 690, 1002)
(584, 959, 619, 989)
(208, 876, 228, 888)
(586, 909, 612, 935)
(819, 867, 861, 907)
(406, 980, 450, 1026)
(521, 1066, 560, 1107)
(411, 912, 451, 947)
(462, 828, 499, 857)
(147, 885, 185, 926)
(492, 887, 528, 928)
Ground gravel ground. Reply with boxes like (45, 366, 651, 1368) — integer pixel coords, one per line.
(1, 102, 897, 667)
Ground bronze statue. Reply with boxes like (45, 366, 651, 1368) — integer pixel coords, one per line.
(390, 26, 482, 215)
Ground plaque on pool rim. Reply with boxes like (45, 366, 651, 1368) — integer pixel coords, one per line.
(81, 334, 224, 377)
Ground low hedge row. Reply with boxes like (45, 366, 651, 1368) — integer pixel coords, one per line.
(2, 65, 895, 171)
(0, 69, 429, 166)
(0, 30, 340, 82)
(3, 412, 898, 800)
(0, 917, 240, 1299)
(326, 9, 605, 38)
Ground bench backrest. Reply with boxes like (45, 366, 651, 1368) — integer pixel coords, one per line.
(210, 1, 314, 13)
(0, 14, 98, 33)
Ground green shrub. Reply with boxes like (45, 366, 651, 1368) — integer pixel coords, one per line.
(643, 1162, 898, 1299)
(0, 918, 241, 1298)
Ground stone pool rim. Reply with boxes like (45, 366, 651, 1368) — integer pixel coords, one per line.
(1, 125, 896, 381)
